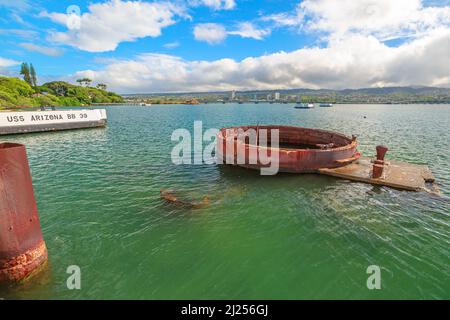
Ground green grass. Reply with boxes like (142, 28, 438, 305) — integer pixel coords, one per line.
(0, 76, 124, 109)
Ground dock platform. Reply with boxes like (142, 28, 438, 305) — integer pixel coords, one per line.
(319, 157, 437, 192)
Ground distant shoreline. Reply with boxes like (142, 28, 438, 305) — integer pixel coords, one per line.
(121, 86, 450, 105)
(90, 101, 450, 106)
(117, 100, 450, 105)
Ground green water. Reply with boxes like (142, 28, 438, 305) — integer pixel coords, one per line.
(1, 104, 449, 299)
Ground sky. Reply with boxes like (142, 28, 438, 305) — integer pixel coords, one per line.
(0, 0, 449, 93)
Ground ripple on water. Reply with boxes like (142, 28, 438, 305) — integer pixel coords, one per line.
(0, 104, 449, 299)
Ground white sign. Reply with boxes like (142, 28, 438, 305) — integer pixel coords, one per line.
(0, 109, 107, 128)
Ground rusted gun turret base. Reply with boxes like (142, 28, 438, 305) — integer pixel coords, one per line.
(318, 158, 437, 192)
(0, 241, 48, 283)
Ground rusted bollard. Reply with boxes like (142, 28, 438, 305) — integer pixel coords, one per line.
(376, 145, 389, 161)
(0, 143, 48, 283)
(372, 145, 389, 179)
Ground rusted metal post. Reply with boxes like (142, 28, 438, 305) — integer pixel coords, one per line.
(372, 145, 389, 179)
(376, 145, 389, 162)
(0, 143, 48, 283)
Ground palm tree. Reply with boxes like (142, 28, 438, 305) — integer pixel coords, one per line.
(30, 64, 37, 87)
(20, 63, 32, 86)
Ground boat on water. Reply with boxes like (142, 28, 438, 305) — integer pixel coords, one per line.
(216, 125, 360, 173)
(319, 103, 333, 107)
(295, 103, 315, 109)
(140, 103, 152, 106)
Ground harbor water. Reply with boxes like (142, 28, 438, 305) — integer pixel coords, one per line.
(0, 103, 449, 299)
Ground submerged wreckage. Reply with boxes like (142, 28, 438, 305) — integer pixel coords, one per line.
(160, 189, 210, 209)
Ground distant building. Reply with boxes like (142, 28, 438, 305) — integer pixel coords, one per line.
(267, 94, 272, 101)
(230, 90, 236, 100)
(274, 92, 280, 100)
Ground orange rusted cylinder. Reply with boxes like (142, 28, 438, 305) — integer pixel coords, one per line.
(217, 125, 360, 173)
(372, 145, 389, 178)
(376, 145, 389, 161)
(0, 143, 48, 283)
(372, 163, 384, 179)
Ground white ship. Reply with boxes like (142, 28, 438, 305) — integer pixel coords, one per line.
(295, 103, 315, 109)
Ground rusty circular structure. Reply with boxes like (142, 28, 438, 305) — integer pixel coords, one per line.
(217, 125, 360, 173)
(0, 143, 48, 284)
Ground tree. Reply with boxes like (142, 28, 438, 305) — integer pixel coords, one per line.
(84, 78, 92, 87)
(96, 83, 107, 91)
(30, 64, 37, 87)
(51, 82, 68, 96)
(76, 78, 92, 87)
(20, 63, 32, 86)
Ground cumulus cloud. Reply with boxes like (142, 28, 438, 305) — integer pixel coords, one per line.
(71, 29, 450, 93)
(302, 0, 450, 40)
(19, 43, 64, 56)
(193, 23, 227, 44)
(228, 22, 271, 40)
(189, 0, 236, 10)
(265, 0, 450, 41)
(40, 0, 187, 52)
(0, 57, 20, 68)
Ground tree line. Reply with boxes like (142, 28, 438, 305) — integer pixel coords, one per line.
(76, 78, 107, 91)
(19, 62, 108, 91)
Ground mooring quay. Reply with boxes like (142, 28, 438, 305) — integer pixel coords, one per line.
(0, 109, 107, 135)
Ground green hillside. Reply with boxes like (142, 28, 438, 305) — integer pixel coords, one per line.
(0, 76, 123, 109)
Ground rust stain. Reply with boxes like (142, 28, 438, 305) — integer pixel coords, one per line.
(0, 240, 48, 283)
(217, 125, 360, 173)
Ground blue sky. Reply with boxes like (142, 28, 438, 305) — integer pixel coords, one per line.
(0, 0, 450, 93)
(0, 1, 316, 74)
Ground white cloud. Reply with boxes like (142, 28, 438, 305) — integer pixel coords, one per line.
(189, 0, 236, 10)
(0, 29, 39, 39)
(163, 41, 180, 49)
(302, 0, 450, 40)
(70, 29, 450, 93)
(0, 57, 20, 68)
(19, 43, 64, 57)
(228, 22, 271, 40)
(40, 0, 187, 52)
(264, 0, 450, 41)
(194, 22, 271, 44)
(262, 3, 305, 28)
(0, 0, 30, 11)
(193, 23, 227, 44)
